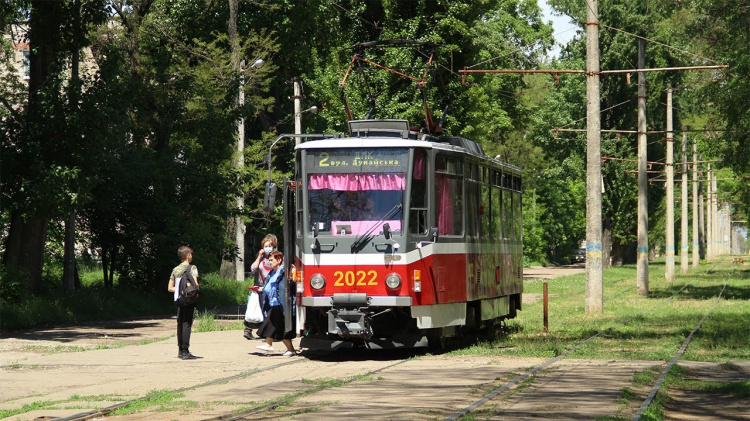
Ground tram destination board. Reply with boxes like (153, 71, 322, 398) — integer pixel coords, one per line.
(306, 148, 408, 172)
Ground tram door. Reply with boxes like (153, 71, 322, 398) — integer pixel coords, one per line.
(282, 180, 296, 334)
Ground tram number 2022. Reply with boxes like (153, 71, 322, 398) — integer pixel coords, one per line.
(333, 270, 378, 287)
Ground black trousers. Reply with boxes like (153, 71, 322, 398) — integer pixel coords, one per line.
(176, 303, 195, 353)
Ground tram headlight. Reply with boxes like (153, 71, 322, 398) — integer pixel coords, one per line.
(385, 273, 402, 289)
(310, 274, 325, 290)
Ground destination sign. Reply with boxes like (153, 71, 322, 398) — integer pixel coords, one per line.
(306, 149, 408, 172)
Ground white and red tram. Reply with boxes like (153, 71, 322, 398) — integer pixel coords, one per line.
(275, 119, 523, 350)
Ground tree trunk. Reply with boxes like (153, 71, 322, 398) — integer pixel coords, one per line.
(63, 207, 78, 291)
(2, 0, 63, 293)
(3, 213, 48, 293)
(220, 217, 238, 279)
(602, 222, 612, 269)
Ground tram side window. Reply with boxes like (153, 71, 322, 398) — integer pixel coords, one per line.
(435, 155, 463, 236)
(409, 149, 428, 235)
(296, 178, 303, 237)
(502, 188, 513, 239)
(513, 191, 522, 240)
(492, 186, 501, 238)
(466, 179, 480, 237)
(481, 183, 491, 239)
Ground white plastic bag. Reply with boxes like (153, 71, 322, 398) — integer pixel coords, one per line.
(245, 291, 264, 324)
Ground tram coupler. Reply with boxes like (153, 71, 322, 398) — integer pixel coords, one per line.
(328, 293, 373, 339)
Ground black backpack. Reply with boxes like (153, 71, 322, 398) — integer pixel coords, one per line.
(177, 265, 199, 306)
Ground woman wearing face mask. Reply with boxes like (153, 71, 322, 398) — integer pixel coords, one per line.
(252, 251, 296, 356)
(244, 234, 277, 340)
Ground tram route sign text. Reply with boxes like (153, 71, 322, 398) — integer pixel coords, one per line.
(306, 149, 408, 172)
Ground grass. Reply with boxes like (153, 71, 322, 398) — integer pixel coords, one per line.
(0, 393, 136, 419)
(0, 263, 250, 331)
(194, 309, 244, 333)
(452, 256, 750, 363)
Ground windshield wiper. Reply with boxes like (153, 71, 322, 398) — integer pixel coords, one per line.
(351, 204, 403, 251)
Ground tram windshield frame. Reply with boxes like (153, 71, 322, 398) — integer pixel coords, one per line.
(305, 148, 408, 237)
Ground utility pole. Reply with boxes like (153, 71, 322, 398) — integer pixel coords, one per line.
(699, 154, 706, 260)
(711, 170, 721, 257)
(585, 0, 603, 314)
(692, 138, 699, 267)
(706, 164, 712, 260)
(665, 87, 675, 282)
(681, 133, 688, 273)
(636, 38, 649, 296)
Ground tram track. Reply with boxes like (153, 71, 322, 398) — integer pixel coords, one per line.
(54, 358, 308, 421)
(51, 353, 412, 421)
(201, 358, 410, 421)
(442, 275, 722, 421)
(631, 281, 729, 420)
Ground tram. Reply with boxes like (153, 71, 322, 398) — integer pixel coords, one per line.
(268, 119, 523, 350)
(266, 41, 523, 350)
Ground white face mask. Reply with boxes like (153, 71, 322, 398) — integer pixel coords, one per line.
(264, 247, 273, 254)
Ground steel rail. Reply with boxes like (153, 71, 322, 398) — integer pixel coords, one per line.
(443, 283, 692, 421)
(202, 358, 410, 421)
(54, 359, 306, 421)
(631, 282, 728, 421)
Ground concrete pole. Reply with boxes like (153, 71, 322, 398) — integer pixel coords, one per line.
(681, 133, 689, 273)
(699, 155, 706, 260)
(712, 167, 718, 258)
(706, 164, 714, 261)
(636, 39, 649, 296)
(692, 138, 699, 267)
(665, 88, 675, 282)
(585, 0, 603, 313)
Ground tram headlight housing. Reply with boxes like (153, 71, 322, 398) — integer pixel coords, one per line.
(385, 273, 402, 289)
(310, 273, 325, 290)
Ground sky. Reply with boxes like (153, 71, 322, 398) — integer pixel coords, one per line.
(538, 0, 580, 56)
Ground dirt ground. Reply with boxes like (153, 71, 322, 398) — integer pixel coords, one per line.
(1, 264, 747, 421)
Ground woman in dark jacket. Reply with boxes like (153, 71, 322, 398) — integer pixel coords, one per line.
(254, 251, 296, 356)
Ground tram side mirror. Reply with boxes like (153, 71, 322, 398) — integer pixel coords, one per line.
(428, 227, 439, 242)
(312, 222, 319, 238)
(262, 182, 277, 212)
(383, 223, 392, 240)
(417, 227, 440, 249)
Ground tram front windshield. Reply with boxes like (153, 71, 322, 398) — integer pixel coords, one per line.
(306, 148, 407, 237)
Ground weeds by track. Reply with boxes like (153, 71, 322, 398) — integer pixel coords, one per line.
(444, 263, 731, 421)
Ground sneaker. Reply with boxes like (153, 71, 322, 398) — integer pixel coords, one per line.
(243, 330, 255, 340)
(256, 344, 274, 352)
(282, 350, 297, 357)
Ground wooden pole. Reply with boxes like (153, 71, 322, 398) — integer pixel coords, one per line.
(543, 282, 549, 333)
(636, 39, 649, 296)
(585, 0, 603, 313)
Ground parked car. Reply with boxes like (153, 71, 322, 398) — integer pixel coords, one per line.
(570, 248, 586, 264)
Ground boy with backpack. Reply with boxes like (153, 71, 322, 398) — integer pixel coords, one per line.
(168, 246, 201, 360)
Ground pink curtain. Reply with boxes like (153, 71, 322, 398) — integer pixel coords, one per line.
(309, 174, 405, 191)
(413, 150, 426, 180)
(436, 175, 454, 234)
